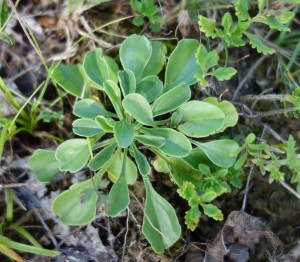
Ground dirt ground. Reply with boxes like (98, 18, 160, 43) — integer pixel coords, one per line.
(1, 0, 300, 261)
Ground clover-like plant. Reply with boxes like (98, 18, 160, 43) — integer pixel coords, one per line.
(29, 34, 240, 253)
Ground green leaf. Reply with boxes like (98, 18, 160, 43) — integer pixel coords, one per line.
(208, 67, 237, 81)
(244, 32, 275, 55)
(198, 15, 217, 38)
(201, 203, 223, 220)
(120, 34, 152, 81)
(72, 118, 103, 137)
(178, 182, 200, 209)
(196, 44, 219, 73)
(276, 10, 294, 24)
(164, 39, 200, 92)
(0, 0, 9, 28)
(231, 22, 249, 36)
(234, 152, 248, 170)
(142, 176, 181, 253)
(245, 133, 256, 144)
(135, 134, 165, 148)
(254, 16, 290, 32)
(55, 139, 90, 172)
(184, 207, 201, 231)
(233, 0, 250, 21)
(142, 127, 192, 157)
(132, 143, 150, 176)
(122, 93, 155, 126)
(73, 99, 116, 119)
(136, 75, 163, 103)
(177, 182, 201, 231)
(193, 139, 239, 168)
(199, 191, 218, 202)
(83, 48, 117, 89)
(152, 83, 191, 117)
(143, 41, 167, 77)
(132, 16, 144, 26)
(28, 150, 60, 183)
(52, 64, 90, 98)
(114, 119, 135, 148)
(118, 69, 136, 97)
(130, 0, 141, 11)
(95, 116, 115, 132)
(221, 12, 233, 33)
(106, 151, 130, 217)
(183, 148, 219, 172)
(52, 179, 98, 225)
(107, 151, 137, 184)
(103, 80, 124, 119)
(167, 158, 202, 187)
(203, 97, 238, 131)
(177, 101, 225, 138)
(89, 143, 117, 171)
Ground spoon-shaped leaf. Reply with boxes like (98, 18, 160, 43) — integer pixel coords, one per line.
(73, 99, 116, 119)
(143, 41, 167, 77)
(103, 80, 124, 119)
(55, 139, 89, 173)
(152, 83, 191, 116)
(89, 143, 117, 171)
(141, 128, 191, 157)
(95, 116, 115, 132)
(28, 150, 59, 183)
(122, 93, 155, 126)
(52, 64, 90, 98)
(72, 118, 103, 137)
(105, 150, 130, 217)
(120, 34, 152, 81)
(177, 101, 225, 138)
(164, 39, 200, 92)
(52, 179, 98, 225)
(118, 69, 136, 97)
(136, 75, 163, 103)
(114, 119, 135, 148)
(203, 97, 238, 132)
(132, 143, 150, 176)
(107, 151, 137, 184)
(142, 176, 181, 253)
(135, 135, 165, 148)
(192, 139, 239, 168)
(83, 48, 117, 89)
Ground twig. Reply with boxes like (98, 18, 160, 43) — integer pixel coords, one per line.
(234, 102, 287, 143)
(121, 208, 130, 262)
(232, 55, 267, 100)
(32, 208, 58, 248)
(278, 181, 300, 200)
(0, 181, 36, 190)
(242, 107, 298, 118)
(241, 168, 254, 212)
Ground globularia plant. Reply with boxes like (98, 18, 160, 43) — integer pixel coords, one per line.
(29, 34, 239, 253)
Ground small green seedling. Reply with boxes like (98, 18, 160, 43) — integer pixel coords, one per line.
(29, 34, 240, 253)
(130, 0, 164, 32)
(199, 0, 295, 55)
